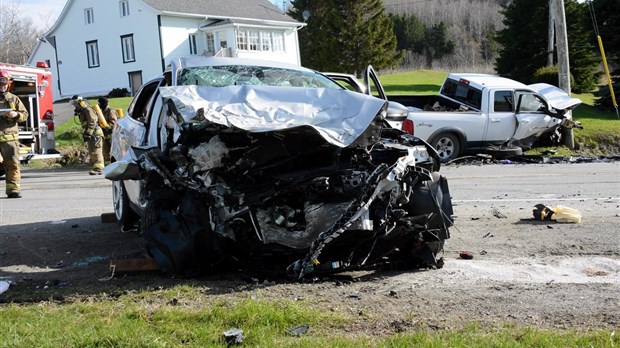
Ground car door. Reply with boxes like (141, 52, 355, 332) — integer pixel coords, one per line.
(363, 66, 408, 129)
(510, 91, 562, 147)
(113, 78, 163, 208)
(483, 89, 518, 145)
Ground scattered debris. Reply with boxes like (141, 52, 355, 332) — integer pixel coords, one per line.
(533, 204, 582, 223)
(492, 208, 507, 219)
(286, 325, 309, 336)
(444, 155, 620, 166)
(459, 251, 474, 260)
(53, 261, 64, 268)
(584, 267, 611, 277)
(480, 250, 487, 255)
(482, 232, 494, 238)
(223, 328, 244, 345)
(109, 258, 161, 274)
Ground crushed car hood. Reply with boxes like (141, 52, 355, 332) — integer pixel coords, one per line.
(159, 85, 387, 148)
(528, 83, 582, 111)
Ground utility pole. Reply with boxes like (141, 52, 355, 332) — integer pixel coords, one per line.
(547, 3, 555, 67)
(550, 0, 574, 149)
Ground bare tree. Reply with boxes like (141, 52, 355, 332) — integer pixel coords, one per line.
(0, 0, 44, 64)
(383, 0, 505, 72)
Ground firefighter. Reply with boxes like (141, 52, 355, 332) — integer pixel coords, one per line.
(0, 70, 28, 198)
(70, 95, 104, 175)
(97, 97, 118, 162)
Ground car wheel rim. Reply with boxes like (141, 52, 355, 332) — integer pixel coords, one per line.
(435, 138, 454, 159)
(113, 181, 124, 220)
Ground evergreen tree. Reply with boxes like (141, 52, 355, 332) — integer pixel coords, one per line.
(423, 22, 456, 68)
(494, 0, 600, 93)
(494, 0, 549, 83)
(390, 13, 425, 52)
(591, 0, 619, 65)
(390, 14, 454, 68)
(288, 0, 401, 75)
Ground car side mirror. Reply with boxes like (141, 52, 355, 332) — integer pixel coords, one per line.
(385, 101, 408, 122)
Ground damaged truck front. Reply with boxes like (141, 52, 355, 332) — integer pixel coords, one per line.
(105, 57, 454, 278)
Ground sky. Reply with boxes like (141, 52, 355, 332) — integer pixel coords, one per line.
(15, 0, 286, 31)
(13, 0, 66, 30)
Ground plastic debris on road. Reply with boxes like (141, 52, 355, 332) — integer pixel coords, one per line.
(533, 204, 582, 223)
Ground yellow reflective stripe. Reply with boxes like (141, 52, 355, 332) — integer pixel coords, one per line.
(5, 183, 19, 190)
(0, 134, 18, 142)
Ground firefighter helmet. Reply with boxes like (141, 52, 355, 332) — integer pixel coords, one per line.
(0, 69, 12, 85)
(70, 95, 88, 108)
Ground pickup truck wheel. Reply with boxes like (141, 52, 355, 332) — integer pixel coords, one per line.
(430, 133, 460, 162)
(113, 181, 138, 231)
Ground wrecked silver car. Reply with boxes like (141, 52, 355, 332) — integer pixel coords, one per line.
(104, 57, 454, 278)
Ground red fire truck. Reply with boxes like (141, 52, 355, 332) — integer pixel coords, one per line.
(0, 61, 61, 166)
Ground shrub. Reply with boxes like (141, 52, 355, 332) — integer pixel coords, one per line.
(531, 65, 574, 88)
(108, 88, 130, 98)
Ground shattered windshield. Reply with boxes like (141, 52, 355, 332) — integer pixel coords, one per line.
(178, 65, 343, 89)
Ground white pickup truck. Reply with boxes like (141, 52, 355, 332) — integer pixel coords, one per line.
(327, 70, 583, 162)
(385, 73, 582, 162)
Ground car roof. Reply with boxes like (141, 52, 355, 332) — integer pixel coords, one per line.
(447, 73, 529, 90)
(170, 56, 314, 73)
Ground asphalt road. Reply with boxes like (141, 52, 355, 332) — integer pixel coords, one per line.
(53, 100, 75, 126)
(1, 161, 618, 226)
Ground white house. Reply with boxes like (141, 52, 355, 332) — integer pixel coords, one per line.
(27, 0, 304, 101)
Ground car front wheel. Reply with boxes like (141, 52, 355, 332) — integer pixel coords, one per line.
(113, 180, 138, 231)
(430, 133, 460, 162)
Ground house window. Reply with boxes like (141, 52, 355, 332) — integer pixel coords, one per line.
(189, 34, 198, 55)
(236, 31, 247, 50)
(86, 40, 99, 68)
(272, 32, 284, 52)
(121, 34, 135, 63)
(119, 0, 130, 17)
(206, 33, 215, 53)
(84, 8, 94, 24)
(260, 32, 272, 51)
(248, 31, 259, 51)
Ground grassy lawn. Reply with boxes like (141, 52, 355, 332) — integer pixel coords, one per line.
(55, 97, 133, 149)
(0, 285, 614, 347)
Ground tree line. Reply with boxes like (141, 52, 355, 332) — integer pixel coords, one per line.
(288, 0, 618, 107)
(2, 0, 617, 108)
